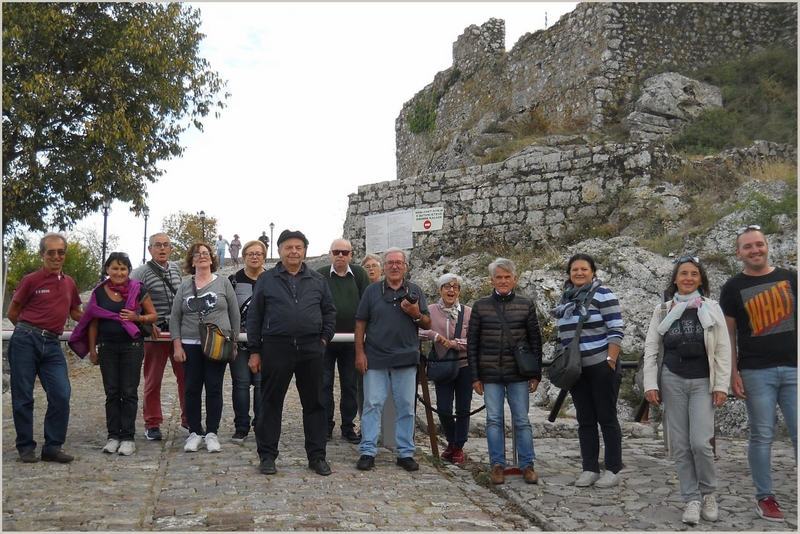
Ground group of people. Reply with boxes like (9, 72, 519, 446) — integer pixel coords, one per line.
(7, 226, 795, 525)
(216, 232, 270, 269)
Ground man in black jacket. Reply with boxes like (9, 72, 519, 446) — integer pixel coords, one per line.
(467, 257, 542, 485)
(247, 230, 337, 476)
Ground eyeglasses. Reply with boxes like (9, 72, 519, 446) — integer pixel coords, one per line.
(45, 249, 67, 257)
(331, 250, 351, 256)
(678, 256, 701, 265)
(363, 263, 380, 269)
(245, 252, 264, 258)
(152, 242, 171, 248)
(385, 261, 405, 267)
(441, 283, 461, 291)
(737, 224, 761, 235)
(192, 251, 211, 258)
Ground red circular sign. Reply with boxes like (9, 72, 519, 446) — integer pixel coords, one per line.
(423, 220, 431, 229)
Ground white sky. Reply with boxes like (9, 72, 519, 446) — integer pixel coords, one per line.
(80, 2, 578, 261)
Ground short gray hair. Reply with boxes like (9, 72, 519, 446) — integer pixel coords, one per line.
(382, 247, 408, 263)
(437, 273, 463, 288)
(149, 232, 170, 246)
(40, 233, 67, 253)
(489, 257, 516, 277)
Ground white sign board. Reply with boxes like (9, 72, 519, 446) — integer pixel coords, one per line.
(412, 207, 444, 232)
(365, 209, 413, 253)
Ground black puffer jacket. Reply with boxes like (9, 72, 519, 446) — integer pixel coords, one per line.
(467, 290, 543, 383)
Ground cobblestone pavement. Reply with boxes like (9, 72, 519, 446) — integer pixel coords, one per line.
(2, 352, 797, 531)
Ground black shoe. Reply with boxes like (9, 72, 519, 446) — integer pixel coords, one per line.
(231, 430, 247, 442)
(144, 427, 163, 441)
(19, 449, 39, 463)
(41, 449, 74, 463)
(326, 428, 333, 441)
(342, 429, 362, 444)
(396, 456, 419, 471)
(309, 458, 332, 476)
(259, 457, 277, 475)
(356, 454, 375, 470)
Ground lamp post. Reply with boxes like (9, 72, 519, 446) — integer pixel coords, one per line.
(199, 210, 206, 243)
(142, 207, 150, 265)
(269, 222, 275, 259)
(100, 199, 112, 281)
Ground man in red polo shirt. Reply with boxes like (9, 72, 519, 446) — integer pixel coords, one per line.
(7, 233, 83, 463)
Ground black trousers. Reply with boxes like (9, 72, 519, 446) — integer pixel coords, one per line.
(255, 340, 327, 462)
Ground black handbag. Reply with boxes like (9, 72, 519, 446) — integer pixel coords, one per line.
(491, 300, 539, 378)
(549, 319, 584, 390)
(425, 307, 465, 384)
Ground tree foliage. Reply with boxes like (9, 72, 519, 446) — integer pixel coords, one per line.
(161, 211, 218, 260)
(2, 2, 229, 236)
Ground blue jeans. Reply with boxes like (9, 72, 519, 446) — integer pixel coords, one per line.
(740, 366, 798, 500)
(483, 381, 535, 469)
(360, 366, 417, 458)
(182, 343, 228, 435)
(8, 330, 71, 453)
(434, 365, 473, 448)
(229, 347, 261, 433)
(97, 341, 145, 441)
(322, 342, 359, 434)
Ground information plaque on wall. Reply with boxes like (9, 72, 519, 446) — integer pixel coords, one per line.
(365, 209, 413, 253)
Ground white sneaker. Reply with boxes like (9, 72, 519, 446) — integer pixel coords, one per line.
(205, 432, 221, 453)
(594, 470, 621, 488)
(575, 471, 601, 487)
(682, 500, 701, 525)
(118, 440, 136, 456)
(184, 432, 204, 452)
(701, 494, 718, 522)
(103, 439, 120, 454)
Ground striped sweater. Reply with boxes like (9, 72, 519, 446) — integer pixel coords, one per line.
(556, 286, 624, 367)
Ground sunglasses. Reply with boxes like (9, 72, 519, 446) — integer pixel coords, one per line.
(678, 256, 701, 265)
(44, 249, 67, 257)
(331, 250, 351, 256)
(108, 252, 129, 259)
(737, 224, 761, 235)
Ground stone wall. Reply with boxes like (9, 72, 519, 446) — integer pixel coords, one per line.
(344, 140, 796, 259)
(395, 2, 797, 179)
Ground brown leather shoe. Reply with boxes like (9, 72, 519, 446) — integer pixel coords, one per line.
(491, 463, 505, 484)
(523, 465, 539, 484)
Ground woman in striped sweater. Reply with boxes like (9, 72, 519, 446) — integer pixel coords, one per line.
(551, 253, 625, 489)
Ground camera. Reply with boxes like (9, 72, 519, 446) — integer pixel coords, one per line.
(402, 291, 419, 305)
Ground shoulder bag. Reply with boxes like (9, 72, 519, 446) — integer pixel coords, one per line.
(425, 306, 465, 384)
(491, 300, 539, 378)
(549, 286, 599, 390)
(193, 278, 236, 364)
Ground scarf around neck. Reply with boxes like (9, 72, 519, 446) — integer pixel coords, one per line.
(656, 290, 715, 335)
(106, 278, 131, 299)
(550, 278, 602, 320)
(437, 297, 461, 322)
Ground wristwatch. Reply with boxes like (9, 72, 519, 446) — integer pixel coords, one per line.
(607, 356, 617, 364)
(413, 315, 423, 323)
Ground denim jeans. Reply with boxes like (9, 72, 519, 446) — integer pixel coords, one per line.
(483, 381, 535, 469)
(569, 360, 623, 473)
(740, 366, 798, 500)
(229, 346, 261, 433)
(660, 367, 716, 502)
(182, 343, 228, 435)
(8, 330, 71, 453)
(360, 366, 417, 458)
(434, 365, 473, 448)
(322, 342, 359, 434)
(97, 341, 145, 441)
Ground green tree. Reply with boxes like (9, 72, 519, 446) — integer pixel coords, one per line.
(161, 211, 218, 260)
(2, 2, 229, 236)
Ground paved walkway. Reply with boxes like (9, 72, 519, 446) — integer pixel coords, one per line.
(2, 352, 797, 531)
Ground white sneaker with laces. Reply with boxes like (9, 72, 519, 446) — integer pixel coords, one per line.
(184, 432, 204, 452)
(682, 500, 701, 525)
(701, 494, 718, 521)
(205, 432, 221, 453)
(594, 470, 621, 488)
(575, 471, 601, 487)
(118, 440, 136, 456)
(103, 439, 120, 454)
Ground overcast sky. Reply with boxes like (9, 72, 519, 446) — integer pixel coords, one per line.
(80, 2, 578, 261)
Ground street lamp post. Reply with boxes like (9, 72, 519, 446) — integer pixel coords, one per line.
(199, 210, 206, 243)
(269, 222, 275, 259)
(100, 199, 112, 281)
(142, 207, 150, 265)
